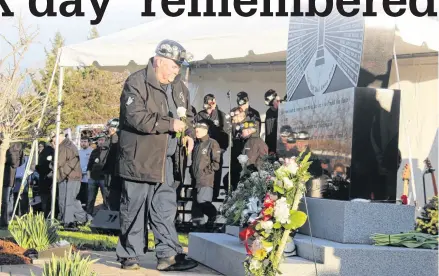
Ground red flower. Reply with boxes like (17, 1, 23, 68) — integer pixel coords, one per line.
(263, 194, 274, 209)
(401, 195, 408, 205)
(239, 222, 257, 254)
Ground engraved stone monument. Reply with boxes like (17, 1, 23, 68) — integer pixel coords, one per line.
(278, 6, 401, 201)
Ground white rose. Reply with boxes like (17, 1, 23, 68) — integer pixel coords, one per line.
(286, 159, 299, 175)
(260, 220, 273, 232)
(95, 158, 99, 163)
(47, 155, 52, 161)
(237, 154, 249, 165)
(274, 197, 291, 224)
(282, 177, 294, 190)
(176, 107, 187, 118)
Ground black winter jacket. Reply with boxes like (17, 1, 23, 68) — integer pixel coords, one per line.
(103, 132, 118, 175)
(36, 145, 54, 192)
(116, 58, 194, 183)
(264, 107, 278, 153)
(195, 107, 231, 150)
(88, 146, 110, 180)
(3, 143, 24, 187)
(191, 135, 221, 188)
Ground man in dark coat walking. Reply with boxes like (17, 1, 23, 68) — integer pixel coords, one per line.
(103, 118, 121, 211)
(115, 39, 197, 271)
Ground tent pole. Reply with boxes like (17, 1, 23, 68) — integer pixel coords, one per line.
(50, 66, 64, 224)
(393, 43, 417, 207)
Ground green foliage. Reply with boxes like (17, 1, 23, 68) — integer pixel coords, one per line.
(416, 196, 438, 235)
(31, 247, 98, 276)
(31, 31, 128, 134)
(8, 210, 59, 251)
(371, 232, 438, 250)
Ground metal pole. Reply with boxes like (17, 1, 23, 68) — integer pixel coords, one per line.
(227, 91, 232, 194)
(393, 44, 417, 206)
(50, 66, 64, 224)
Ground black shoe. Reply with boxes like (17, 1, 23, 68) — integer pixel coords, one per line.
(120, 258, 140, 270)
(157, 254, 198, 271)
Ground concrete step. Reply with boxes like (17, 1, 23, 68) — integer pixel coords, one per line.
(188, 233, 323, 276)
(294, 233, 438, 276)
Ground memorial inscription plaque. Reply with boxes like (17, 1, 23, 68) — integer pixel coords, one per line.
(279, 5, 401, 200)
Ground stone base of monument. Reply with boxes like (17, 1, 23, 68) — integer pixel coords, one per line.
(298, 198, 416, 244)
(188, 198, 438, 276)
(225, 225, 244, 237)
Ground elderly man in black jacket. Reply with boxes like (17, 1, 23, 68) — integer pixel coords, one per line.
(115, 39, 197, 271)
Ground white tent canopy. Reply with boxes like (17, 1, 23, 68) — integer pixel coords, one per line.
(59, 16, 290, 70)
(59, 15, 439, 71)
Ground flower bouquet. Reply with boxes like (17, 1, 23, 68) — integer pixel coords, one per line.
(240, 152, 313, 276)
(176, 106, 188, 155)
(220, 155, 280, 227)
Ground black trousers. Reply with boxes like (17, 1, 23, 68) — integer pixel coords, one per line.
(116, 157, 183, 260)
(107, 174, 122, 212)
(191, 186, 217, 223)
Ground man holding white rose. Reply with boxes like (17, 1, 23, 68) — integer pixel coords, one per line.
(115, 39, 197, 271)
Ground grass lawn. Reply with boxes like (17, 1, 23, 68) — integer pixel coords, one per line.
(58, 226, 188, 251)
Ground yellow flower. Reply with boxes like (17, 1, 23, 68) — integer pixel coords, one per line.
(253, 249, 268, 261)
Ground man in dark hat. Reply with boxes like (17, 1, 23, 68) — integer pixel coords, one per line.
(115, 39, 197, 271)
(236, 91, 261, 135)
(194, 94, 231, 199)
(264, 89, 281, 153)
(277, 125, 299, 158)
(103, 118, 121, 211)
(240, 119, 268, 172)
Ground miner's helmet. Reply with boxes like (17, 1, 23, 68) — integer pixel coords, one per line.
(203, 94, 216, 109)
(287, 132, 298, 144)
(237, 91, 249, 106)
(155, 39, 193, 67)
(297, 131, 310, 140)
(264, 89, 278, 106)
(107, 118, 119, 129)
(279, 125, 293, 137)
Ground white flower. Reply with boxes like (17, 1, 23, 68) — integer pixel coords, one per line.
(95, 158, 100, 163)
(286, 158, 299, 175)
(260, 220, 273, 232)
(47, 155, 52, 161)
(237, 154, 248, 165)
(251, 237, 263, 252)
(249, 259, 262, 270)
(274, 197, 291, 224)
(282, 177, 294, 190)
(177, 107, 187, 118)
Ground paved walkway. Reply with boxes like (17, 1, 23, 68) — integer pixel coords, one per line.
(0, 251, 221, 276)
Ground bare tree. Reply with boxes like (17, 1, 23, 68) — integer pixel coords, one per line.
(0, 18, 41, 211)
